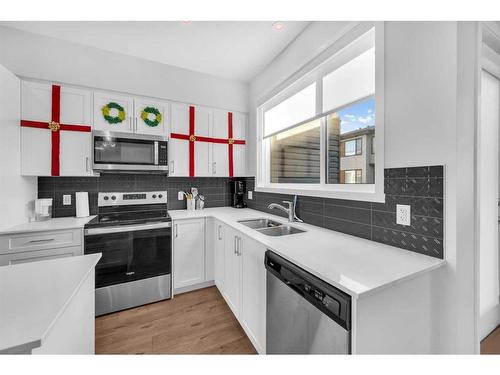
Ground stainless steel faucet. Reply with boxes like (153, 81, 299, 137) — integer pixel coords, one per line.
(268, 195, 303, 223)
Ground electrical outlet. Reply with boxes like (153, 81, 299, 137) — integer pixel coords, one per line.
(63, 194, 72, 206)
(178, 191, 185, 201)
(248, 191, 253, 200)
(396, 204, 411, 226)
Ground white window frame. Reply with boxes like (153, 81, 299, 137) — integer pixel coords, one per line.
(256, 22, 385, 203)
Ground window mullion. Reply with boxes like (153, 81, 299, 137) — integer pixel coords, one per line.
(320, 116, 326, 185)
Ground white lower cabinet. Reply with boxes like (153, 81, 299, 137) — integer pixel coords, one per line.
(172, 217, 266, 353)
(214, 219, 225, 290)
(173, 218, 206, 291)
(217, 221, 266, 354)
(223, 225, 242, 316)
(239, 234, 266, 354)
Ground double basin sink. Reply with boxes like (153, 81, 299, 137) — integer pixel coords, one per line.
(237, 218, 306, 237)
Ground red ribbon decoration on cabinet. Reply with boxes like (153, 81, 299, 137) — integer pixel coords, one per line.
(170, 106, 245, 177)
(20, 85, 92, 176)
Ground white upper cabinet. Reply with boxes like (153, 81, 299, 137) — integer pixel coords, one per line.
(93, 91, 133, 133)
(133, 97, 169, 137)
(169, 103, 212, 177)
(21, 81, 93, 176)
(169, 102, 190, 176)
(211, 109, 230, 177)
(211, 109, 247, 177)
(231, 112, 247, 177)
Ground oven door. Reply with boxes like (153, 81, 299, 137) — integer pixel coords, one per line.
(92, 130, 168, 172)
(84, 222, 172, 288)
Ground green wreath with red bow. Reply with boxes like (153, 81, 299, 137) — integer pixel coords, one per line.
(141, 106, 162, 127)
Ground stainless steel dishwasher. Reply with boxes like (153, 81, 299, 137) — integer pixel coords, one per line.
(265, 250, 351, 354)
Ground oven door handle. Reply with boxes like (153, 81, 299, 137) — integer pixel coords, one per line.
(84, 221, 172, 236)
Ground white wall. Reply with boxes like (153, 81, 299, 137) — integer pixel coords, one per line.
(0, 26, 248, 113)
(479, 69, 500, 339)
(248, 21, 479, 353)
(0, 64, 37, 229)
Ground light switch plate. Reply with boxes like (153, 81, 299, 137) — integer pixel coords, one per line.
(396, 204, 411, 226)
(63, 194, 71, 206)
(248, 191, 253, 200)
(178, 191, 185, 201)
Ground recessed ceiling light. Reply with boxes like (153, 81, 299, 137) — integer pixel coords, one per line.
(181, 21, 192, 24)
(272, 22, 284, 31)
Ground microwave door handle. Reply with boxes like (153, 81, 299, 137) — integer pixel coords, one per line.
(154, 141, 159, 165)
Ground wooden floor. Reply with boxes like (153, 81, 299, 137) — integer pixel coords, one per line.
(481, 326, 500, 354)
(95, 286, 257, 354)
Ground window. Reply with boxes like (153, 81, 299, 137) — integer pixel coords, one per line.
(341, 169, 362, 184)
(342, 138, 362, 156)
(257, 23, 384, 201)
(270, 118, 321, 183)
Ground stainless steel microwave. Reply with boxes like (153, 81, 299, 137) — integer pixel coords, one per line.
(92, 130, 168, 173)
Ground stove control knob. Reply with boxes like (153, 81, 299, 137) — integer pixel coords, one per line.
(103, 196, 109, 201)
(152, 194, 157, 198)
(111, 195, 116, 201)
(158, 194, 163, 199)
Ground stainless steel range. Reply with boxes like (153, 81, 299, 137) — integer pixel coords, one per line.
(84, 191, 171, 316)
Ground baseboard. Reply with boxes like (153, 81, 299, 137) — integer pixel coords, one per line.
(480, 304, 500, 340)
(173, 280, 215, 296)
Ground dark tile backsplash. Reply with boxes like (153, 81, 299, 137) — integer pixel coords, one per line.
(242, 165, 444, 259)
(38, 175, 234, 216)
(38, 165, 444, 259)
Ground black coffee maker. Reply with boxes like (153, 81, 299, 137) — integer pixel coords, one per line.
(231, 179, 247, 208)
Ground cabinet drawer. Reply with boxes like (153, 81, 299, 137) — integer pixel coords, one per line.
(0, 229, 82, 254)
(0, 246, 82, 266)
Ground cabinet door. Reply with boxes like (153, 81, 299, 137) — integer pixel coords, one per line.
(214, 219, 225, 290)
(240, 234, 267, 353)
(211, 109, 229, 176)
(59, 86, 93, 176)
(21, 81, 93, 176)
(169, 103, 190, 176)
(193, 106, 212, 176)
(134, 97, 169, 136)
(232, 112, 247, 177)
(223, 226, 241, 317)
(173, 218, 206, 290)
(93, 91, 133, 133)
(169, 104, 211, 177)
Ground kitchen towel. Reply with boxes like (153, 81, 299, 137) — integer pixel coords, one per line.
(75, 192, 90, 218)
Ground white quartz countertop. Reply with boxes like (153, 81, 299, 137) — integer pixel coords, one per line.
(0, 216, 96, 235)
(169, 207, 445, 299)
(0, 254, 101, 353)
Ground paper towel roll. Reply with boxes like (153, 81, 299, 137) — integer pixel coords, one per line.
(75, 192, 90, 218)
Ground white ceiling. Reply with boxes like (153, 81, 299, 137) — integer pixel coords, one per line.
(0, 21, 310, 82)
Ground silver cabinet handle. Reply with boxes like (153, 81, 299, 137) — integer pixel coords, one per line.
(174, 224, 178, 238)
(170, 161, 174, 174)
(28, 238, 55, 243)
(217, 225, 222, 240)
(234, 236, 237, 254)
(237, 236, 242, 256)
(134, 117, 138, 132)
(128, 116, 132, 131)
(212, 162, 216, 175)
(85, 157, 89, 172)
